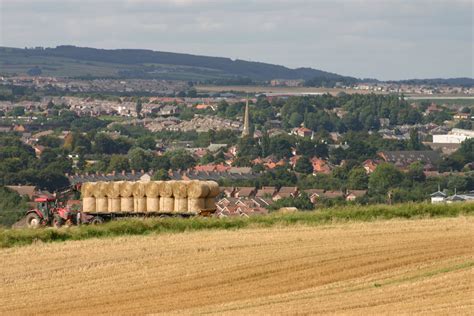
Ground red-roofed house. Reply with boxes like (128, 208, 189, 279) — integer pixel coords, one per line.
(362, 159, 379, 174)
(311, 158, 332, 174)
(292, 127, 312, 138)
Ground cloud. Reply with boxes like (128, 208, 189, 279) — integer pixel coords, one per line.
(0, 0, 472, 79)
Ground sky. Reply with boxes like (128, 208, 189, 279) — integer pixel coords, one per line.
(0, 0, 472, 80)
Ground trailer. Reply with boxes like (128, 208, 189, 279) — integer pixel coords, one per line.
(79, 209, 215, 225)
(18, 180, 218, 228)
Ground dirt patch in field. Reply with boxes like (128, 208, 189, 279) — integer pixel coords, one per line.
(0, 217, 473, 315)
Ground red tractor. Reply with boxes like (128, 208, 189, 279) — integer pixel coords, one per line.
(24, 196, 78, 228)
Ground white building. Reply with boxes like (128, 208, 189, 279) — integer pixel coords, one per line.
(430, 191, 447, 204)
(432, 128, 473, 144)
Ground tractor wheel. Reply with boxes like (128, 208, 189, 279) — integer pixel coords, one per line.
(90, 216, 104, 225)
(53, 215, 65, 228)
(25, 213, 41, 229)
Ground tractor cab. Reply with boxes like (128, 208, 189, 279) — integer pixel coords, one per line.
(25, 196, 76, 228)
(34, 196, 57, 223)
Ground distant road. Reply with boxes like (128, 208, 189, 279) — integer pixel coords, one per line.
(405, 96, 474, 100)
(196, 85, 474, 98)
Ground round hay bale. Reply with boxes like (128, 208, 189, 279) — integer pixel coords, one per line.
(205, 197, 216, 210)
(121, 197, 134, 212)
(159, 181, 174, 197)
(92, 182, 108, 198)
(96, 197, 108, 213)
(107, 181, 122, 198)
(132, 182, 146, 198)
(146, 197, 160, 212)
(174, 198, 188, 213)
(108, 197, 121, 213)
(81, 182, 95, 198)
(160, 197, 174, 212)
(82, 197, 96, 212)
(145, 181, 160, 198)
(134, 196, 147, 212)
(120, 181, 134, 197)
(206, 181, 220, 198)
(187, 181, 210, 198)
(172, 181, 190, 198)
(188, 198, 205, 213)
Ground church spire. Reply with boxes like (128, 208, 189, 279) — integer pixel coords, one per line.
(242, 96, 252, 137)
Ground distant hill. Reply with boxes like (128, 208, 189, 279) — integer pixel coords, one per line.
(0, 46, 356, 83)
(1, 46, 471, 86)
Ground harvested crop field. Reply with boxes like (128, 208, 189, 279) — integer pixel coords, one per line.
(1, 217, 473, 315)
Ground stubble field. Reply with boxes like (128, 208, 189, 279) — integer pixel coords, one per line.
(1, 217, 473, 315)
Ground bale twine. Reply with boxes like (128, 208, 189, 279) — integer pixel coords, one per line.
(92, 181, 108, 198)
(121, 197, 134, 212)
(132, 182, 146, 198)
(188, 198, 205, 213)
(134, 197, 147, 213)
(82, 197, 96, 212)
(146, 197, 160, 212)
(96, 197, 108, 213)
(108, 197, 121, 213)
(81, 182, 95, 198)
(172, 181, 190, 198)
(206, 181, 220, 198)
(187, 180, 210, 198)
(120, 181, 133, 197)
(159, 181, 174, 198)
(160, 197, 174, 212)
(174, 198, 188, 213)
(145, 181, 160, 198)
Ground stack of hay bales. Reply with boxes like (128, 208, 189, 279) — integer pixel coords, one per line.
(187, 180, 209, 212)
(107, 181, 122, 212)
(173, 180, 190, 213)
(159, 180, 175, 212)
(120, 181, 134, 212)
(94, 182, 109, 213)
(81, 182, 96, 212)
(145, 181, 160, 212)
(81, 180, 218, 214)
(205, 181, 219, 210)
(133, 182, 147, 212)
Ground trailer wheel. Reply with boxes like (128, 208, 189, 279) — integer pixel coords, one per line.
(90, 216, 104, 225)
(26, 213, 41, 229)
(53, 215, 64, 228)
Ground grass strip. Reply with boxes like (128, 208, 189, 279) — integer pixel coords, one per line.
(1, 202, 473, 248)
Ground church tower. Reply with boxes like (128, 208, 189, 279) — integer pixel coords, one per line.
(242, 97, 252, 137)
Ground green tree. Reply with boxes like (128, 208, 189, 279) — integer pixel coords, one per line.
(294, 156, 313, 174)
(136, 136, 156, 150)
(407, 162, 426, 182)
(167, 150, 196, 170)
(136, 99, 142, 118)
(368, 163, 404, 197)
(107, 155, 130, 173)
(152, 169, 170, 180)
(407, 128, 422, 150)
(128, 148, 150, 171)
(347, 167, 368, 189)
(288, 112, 304, 127)
(10, 106, 25, 116)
